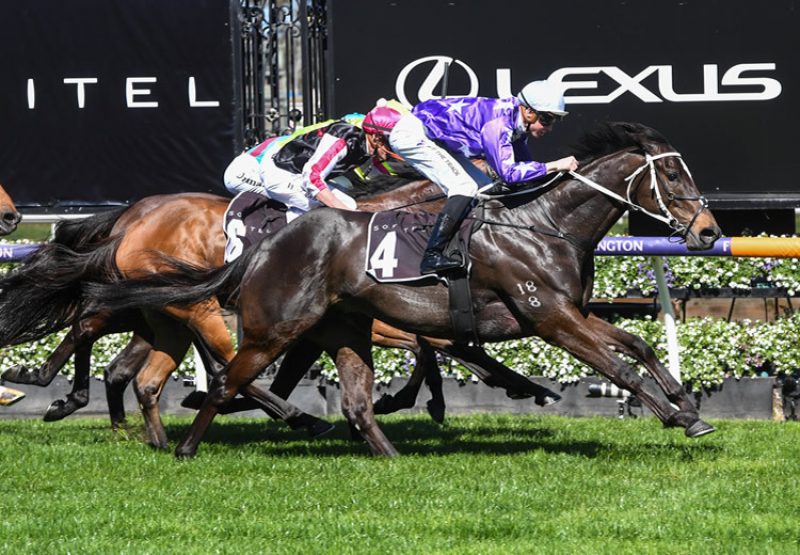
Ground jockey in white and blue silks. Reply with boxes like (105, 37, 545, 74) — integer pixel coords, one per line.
(368, 80, 580, 275)
(223, 114, 398, 222)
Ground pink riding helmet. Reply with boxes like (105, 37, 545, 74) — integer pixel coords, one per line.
(363, 102, 403, 136)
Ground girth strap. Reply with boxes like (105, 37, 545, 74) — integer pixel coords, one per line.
(446, 270, 480, 346)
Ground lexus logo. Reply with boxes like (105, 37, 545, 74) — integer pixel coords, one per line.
(395, 56, 782, 107)
(395, 56, 478, 107)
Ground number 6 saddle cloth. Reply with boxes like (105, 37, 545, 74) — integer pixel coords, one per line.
(223, 191, 289, 263)
(365, 210, 474, 283)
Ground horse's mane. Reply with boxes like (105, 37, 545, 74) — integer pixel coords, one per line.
(572, 122, 670, 166)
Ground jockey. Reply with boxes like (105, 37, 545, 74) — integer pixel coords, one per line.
(367, 80, 580, 275)
(223, 112, 401, 222)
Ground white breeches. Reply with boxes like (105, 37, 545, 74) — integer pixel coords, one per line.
(388, 113, 492, 197)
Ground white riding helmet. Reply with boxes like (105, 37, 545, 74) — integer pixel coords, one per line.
(517, 80, 568, 116)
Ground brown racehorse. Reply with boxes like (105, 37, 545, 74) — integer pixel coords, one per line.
(0, 179, 556, 447)
(0, 183, 22, 235)
(83, 122, 723, 457)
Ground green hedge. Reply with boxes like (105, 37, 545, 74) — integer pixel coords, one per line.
(2, 243, 800, 389)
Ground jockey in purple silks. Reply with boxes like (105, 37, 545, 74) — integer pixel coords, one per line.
(364, 81, 580, 275)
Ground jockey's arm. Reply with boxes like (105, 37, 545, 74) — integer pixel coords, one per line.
(315, 188, 354, 210)
(480, 119, 547, 184)
(301, 133, 356, 210)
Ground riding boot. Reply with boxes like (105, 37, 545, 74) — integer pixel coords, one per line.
(420, 195, 474, 275)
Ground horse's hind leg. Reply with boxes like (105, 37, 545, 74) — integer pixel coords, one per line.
(176, 338, 297, 458)
(184, 327, 335, 438)
(330, 318, 399, 457)
(42, 343, 91, 421)
(104, 334, 154, 430)
(2, 327, 80, 386)
(585, 313, 713, 436)
(133, 313, 193, 449)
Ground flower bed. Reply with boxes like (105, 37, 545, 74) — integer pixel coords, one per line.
(2, 241, 800, 390)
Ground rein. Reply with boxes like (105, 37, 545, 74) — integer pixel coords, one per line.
(476, 151, 708, 243)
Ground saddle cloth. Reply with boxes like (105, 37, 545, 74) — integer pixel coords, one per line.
(223, 191, 289, 263)
(365, 211, 473, 283)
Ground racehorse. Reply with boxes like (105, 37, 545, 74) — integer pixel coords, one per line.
(0, 180, 555, 447)
(0, 183, 21, 235)
(83, 122, 723, 457)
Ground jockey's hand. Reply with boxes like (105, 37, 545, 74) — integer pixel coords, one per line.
(546, 156, 579, 173)
(316, 188, 355, 211)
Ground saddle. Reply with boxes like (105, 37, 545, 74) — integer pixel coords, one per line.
(223, 191, 289, 263)
(365, 209, 482, 344)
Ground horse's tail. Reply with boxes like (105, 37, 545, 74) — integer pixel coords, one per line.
(51, 207, 127, 250)
(81, 241, 258, 316)
(0, 222, 124, 347)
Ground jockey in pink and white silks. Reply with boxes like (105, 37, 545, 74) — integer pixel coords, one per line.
(223, 116, 396, 222)
(367, 80, 581, 275)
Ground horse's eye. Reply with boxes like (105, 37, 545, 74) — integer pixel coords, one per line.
(667, 172, 679, 182)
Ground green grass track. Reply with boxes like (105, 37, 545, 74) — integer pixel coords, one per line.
(1, 414, 798, 554)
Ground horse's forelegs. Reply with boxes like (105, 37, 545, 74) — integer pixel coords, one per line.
(586, 314, 697, 410)
(421, 338, 446, 423)
(443, 343, 561, 406)
(372, 338, 445, 423)
(542, 308, 709, 436)
(585, 314, 713, 436)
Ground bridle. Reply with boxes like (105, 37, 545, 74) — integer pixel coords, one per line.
(565, 151, 708, 241)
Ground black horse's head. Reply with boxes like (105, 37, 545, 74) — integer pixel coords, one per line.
(575, 122, 721, 250)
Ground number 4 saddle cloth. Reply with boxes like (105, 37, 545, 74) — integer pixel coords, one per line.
(365, 211, 474, 283)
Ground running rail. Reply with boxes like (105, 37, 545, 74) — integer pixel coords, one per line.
(5, 236, 800, 262)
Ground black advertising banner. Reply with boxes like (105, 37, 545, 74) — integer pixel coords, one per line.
(329, 0, 798, 208)
(0, 0, 241, 211)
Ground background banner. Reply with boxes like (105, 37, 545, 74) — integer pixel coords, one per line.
(329, 0, 798, 208)
(0, 0, 242, 211)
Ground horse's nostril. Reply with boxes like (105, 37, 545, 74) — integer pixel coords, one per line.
(2, 211, 20, 225)
(699, 227, 721, 242)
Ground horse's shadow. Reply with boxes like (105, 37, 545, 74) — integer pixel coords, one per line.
(159, 417, 642, 459)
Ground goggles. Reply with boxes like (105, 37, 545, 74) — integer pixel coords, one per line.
(535, 110, 563, 127)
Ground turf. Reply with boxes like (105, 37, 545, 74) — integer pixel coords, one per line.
(1, 414, 798, 554)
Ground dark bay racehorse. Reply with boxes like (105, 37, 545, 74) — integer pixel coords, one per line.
(84, 122, 722, 457)
(0, 183, 22, 235)
(0, 180, 553, 446)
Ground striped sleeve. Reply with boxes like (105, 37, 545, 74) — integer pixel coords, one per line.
(301, 133, 349, 194)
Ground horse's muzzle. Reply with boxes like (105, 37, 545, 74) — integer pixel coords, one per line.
(685, 221, 722, 251)
(0, 209, 21, 235)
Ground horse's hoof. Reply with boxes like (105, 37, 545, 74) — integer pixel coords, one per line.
(308, 419, 335, 439)
(427, 400, 446, 424)
(506, 391, 534, 400)
(175, 444, 197, 459)
(2, 365, 36, 384)
(372, 393, 394, 415)
(685, 419, 716, 438)
(180, 390, 207, 410)
(43, 400, 69, 422)
(536, 392, 562, 407)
